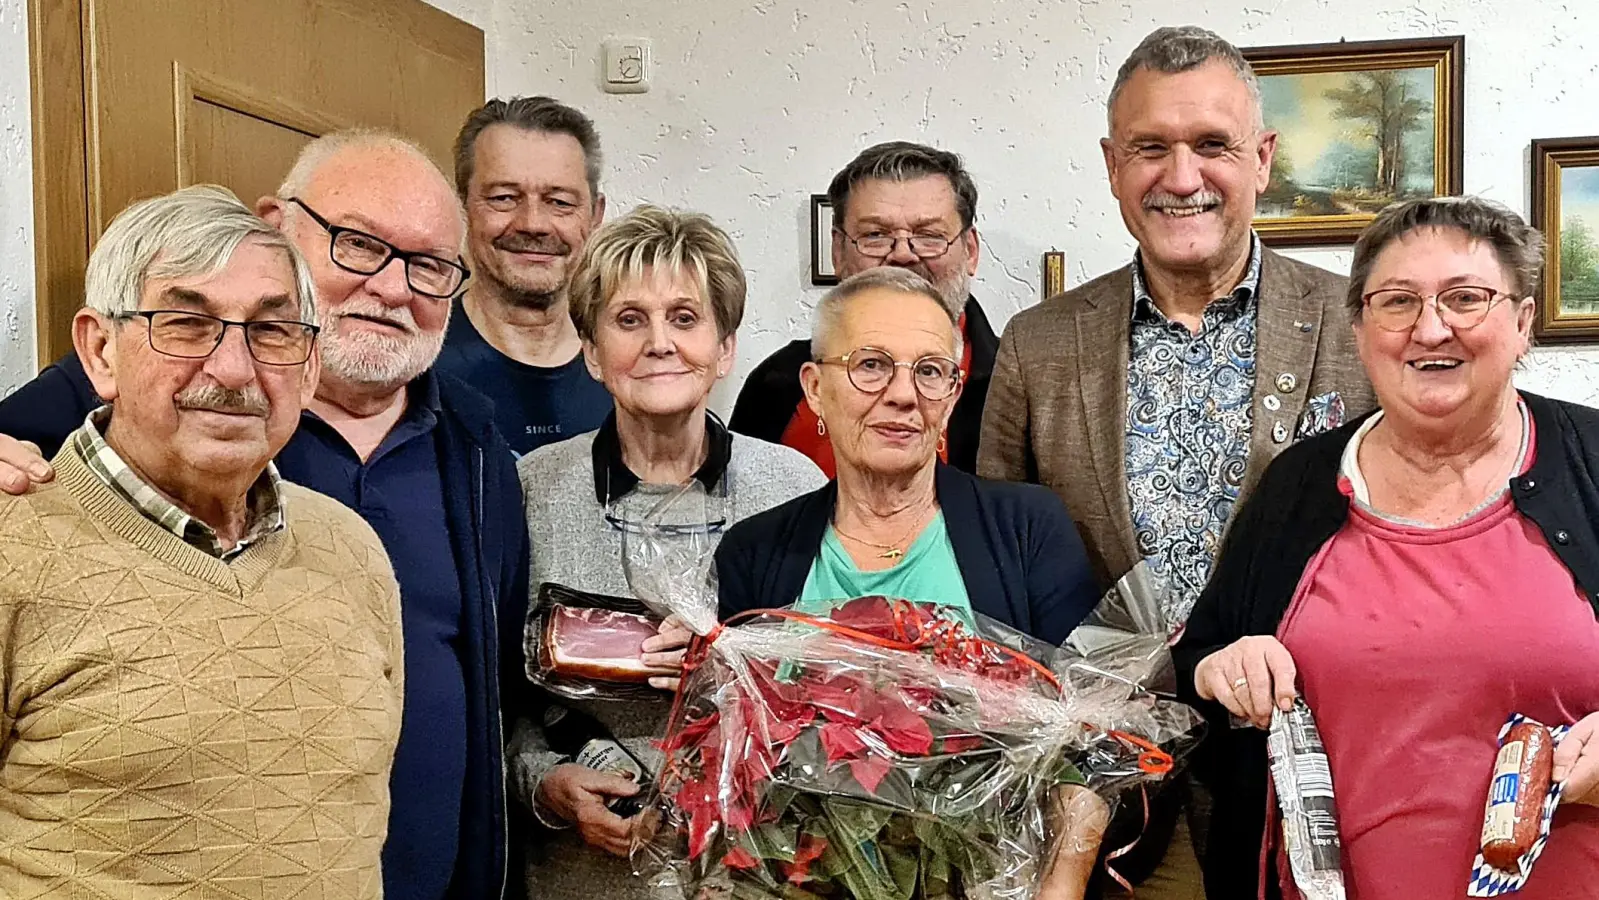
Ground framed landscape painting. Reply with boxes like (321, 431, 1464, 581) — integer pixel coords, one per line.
(1244, 36, 1464, 245)
(1531, 137, 1599, 342)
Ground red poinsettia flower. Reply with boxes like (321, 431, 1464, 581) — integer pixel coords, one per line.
(723, 845, 760, 870)
(780, 833, 830, 884)
(848, 756, 893, 794)
(872, 692, 936, 756)
(819, 721, 868, 762)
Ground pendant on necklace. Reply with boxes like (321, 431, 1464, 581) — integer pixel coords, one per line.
(879, 547, 904, 560)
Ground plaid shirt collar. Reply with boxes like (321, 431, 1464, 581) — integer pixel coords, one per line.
(70, 406, 286, 560)
(1131, 232, 1264, 324)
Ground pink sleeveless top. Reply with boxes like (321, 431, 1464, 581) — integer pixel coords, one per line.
(1275, 410, 1599, 899)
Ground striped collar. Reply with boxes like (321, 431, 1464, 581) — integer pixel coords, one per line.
(69, 406, 286, 560)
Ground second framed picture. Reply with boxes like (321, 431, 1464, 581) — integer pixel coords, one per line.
(1531, 137, 1599, 343)
(1243, 35, 1465, 246)
(810, 194, 839, 286)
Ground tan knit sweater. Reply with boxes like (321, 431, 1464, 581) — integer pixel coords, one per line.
(0, 448, 405, 900)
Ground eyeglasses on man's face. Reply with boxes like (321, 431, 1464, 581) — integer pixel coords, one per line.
(114, 310, 320, 365)
(1361, 285, 1516, 333)
(816, 347, 961, 401)
(837, 225, 971, 261)
(286, 197, 469, 299)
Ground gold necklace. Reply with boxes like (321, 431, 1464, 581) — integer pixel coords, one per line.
(833, 504, 936, 561)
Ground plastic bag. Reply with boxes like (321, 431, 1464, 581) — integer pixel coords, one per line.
(633, 595, 1203, 900)
(1269, 699, 1346, 900)
(622, 480, 723, 636)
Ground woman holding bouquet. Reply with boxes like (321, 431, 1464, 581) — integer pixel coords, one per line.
(510, 205, 825, 899)
(715, 266, 1100, 644)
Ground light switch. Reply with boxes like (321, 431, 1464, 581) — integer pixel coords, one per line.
(602, 38, 651, 94)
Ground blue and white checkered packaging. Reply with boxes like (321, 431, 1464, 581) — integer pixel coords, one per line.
(1466, 714, 1571, 897)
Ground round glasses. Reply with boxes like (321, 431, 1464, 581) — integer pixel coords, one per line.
(838, 226, 971, 261)
(1361, 285, 1514, 332)
(286, 197, 469, 298)
(115, 310, 319, 365)
(816, 347, 961, 400)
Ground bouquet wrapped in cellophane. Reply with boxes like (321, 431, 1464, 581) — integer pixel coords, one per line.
(629, 588, 1204, 900)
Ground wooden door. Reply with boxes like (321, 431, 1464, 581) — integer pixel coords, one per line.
(29, 0, 484, 365)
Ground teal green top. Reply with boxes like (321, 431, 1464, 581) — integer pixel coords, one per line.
(797, 511, 974, 627)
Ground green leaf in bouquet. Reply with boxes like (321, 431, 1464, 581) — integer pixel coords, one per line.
(911, 815, 1001, 885)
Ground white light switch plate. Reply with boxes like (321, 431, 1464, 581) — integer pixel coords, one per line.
(602, 38, 651, 94)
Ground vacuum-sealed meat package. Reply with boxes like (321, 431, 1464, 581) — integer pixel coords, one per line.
(1268, 698, 1346, 900)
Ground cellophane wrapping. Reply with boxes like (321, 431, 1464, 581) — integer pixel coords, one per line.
(633, 592, 1205, 900)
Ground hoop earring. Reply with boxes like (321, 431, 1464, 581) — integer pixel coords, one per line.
(937, 432, 947, 455)
(817, 418, 827, 436)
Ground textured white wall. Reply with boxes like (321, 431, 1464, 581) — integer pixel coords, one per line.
(490, 0, 1599, 408)
(0, 0, 34, 397)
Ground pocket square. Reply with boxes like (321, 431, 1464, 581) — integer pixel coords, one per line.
(1295, 391, 1345, 439)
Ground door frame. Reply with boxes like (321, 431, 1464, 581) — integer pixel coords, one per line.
(28, 0, 89, 367)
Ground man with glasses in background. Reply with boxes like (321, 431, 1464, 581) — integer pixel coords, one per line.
(730, 141, 1000, 475)
(0, 131, 529, 900)
(0, 184, 406, 898)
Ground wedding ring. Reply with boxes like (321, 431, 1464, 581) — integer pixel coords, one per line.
(1232, 677, 1249, 691)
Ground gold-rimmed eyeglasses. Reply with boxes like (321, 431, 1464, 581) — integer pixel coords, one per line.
(1361, 285, 1518, 332)
(816, 347, 961, 401)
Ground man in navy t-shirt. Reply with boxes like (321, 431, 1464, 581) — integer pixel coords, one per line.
(442, 96, 615, 455)
(437, 300, 611, 457)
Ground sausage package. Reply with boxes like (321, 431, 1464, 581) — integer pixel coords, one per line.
(1467, 713, 1573, 897)
(525, 582, 668, 701)
(1268, 698, 1347, 900)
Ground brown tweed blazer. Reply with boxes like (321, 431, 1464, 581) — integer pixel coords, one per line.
(976, 248, 1376, 589)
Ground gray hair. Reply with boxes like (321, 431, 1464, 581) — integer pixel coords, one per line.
(1347, 196, 1546, 319)
(827, 141, 979, 231)
(86, 184, 318, 326)
(566, 204, 745, 343)
(453, 95, 603, 200)
(811, 267, 963, 360)
(1107, 26, 1264, 133)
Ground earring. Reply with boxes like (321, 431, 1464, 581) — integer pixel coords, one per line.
(817, 418, 827, 436)
(937, 432, 947, 455)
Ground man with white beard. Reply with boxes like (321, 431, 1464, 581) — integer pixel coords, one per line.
(0, 131, 528, 900)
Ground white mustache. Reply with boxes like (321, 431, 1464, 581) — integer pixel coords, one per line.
(332, 304, 418, 335)
(1143, 190, 1222, 210)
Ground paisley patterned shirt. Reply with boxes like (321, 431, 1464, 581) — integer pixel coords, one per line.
(1125, 237, 1262, 633)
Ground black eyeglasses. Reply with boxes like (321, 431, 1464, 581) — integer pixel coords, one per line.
(816, 346, 961, 401)
(114, 310, 319, 365)
(1361, 285, 1515, 333)
(286, 197, 469, 298)
(837, 225, 971, 261)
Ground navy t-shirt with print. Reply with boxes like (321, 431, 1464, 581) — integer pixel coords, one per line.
(437, 303, 613, 457)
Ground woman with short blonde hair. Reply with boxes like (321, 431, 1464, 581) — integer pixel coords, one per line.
(509, 204, 824, 900)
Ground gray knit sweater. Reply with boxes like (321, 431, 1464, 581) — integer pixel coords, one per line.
(511, 429, 826, 900)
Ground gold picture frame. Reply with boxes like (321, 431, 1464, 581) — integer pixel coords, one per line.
(1244, 36, 1464, 246)
(1531, 137, 1599, 343)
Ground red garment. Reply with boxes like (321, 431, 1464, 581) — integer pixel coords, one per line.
(1275, 418, 1599, 899)
(778, 314, 973, 479)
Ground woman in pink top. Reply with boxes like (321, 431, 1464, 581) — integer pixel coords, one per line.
(1173, 196, 1599, 900)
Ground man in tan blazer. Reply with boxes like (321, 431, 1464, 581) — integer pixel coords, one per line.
(977, 25, 1375, 899)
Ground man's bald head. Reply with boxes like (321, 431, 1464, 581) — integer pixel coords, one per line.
(261, 129, 466, 396)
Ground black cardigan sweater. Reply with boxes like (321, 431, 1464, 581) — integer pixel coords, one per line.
(1171, 391, 1599, 899)
(714, 463, 1100, 645)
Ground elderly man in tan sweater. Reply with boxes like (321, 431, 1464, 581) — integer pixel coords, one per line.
(0, 185, 403, 898)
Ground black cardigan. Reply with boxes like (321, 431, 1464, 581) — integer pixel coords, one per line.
(727, 296, 999, 473)
(1171, 391, 1599, 899)
(715, 463, 1100, 645)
